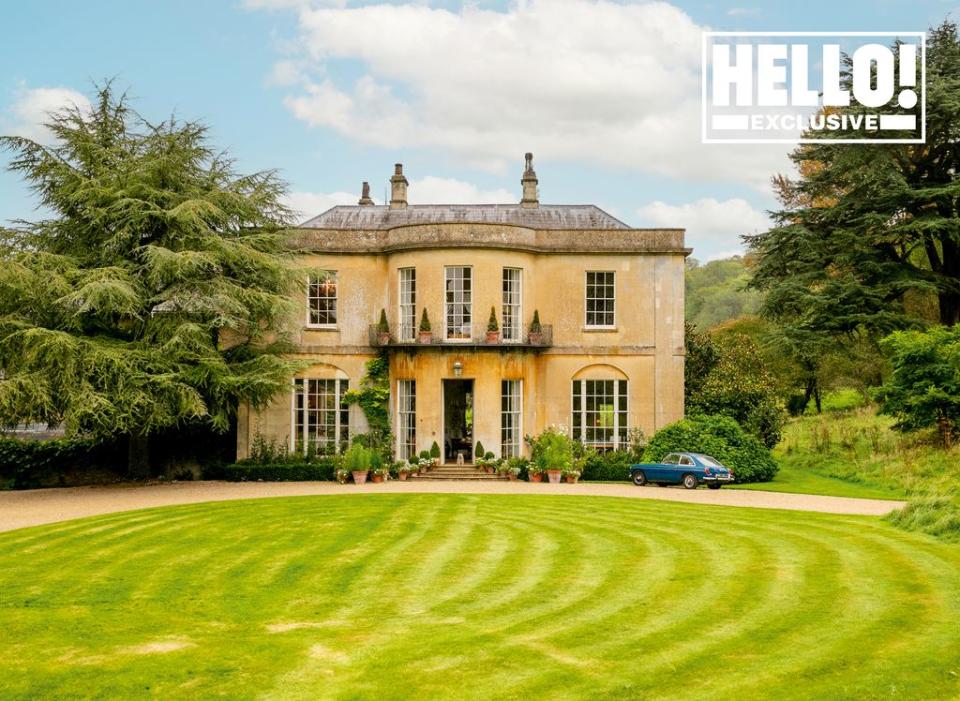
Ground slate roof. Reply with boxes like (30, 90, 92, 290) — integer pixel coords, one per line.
(300, 204, 631, 230)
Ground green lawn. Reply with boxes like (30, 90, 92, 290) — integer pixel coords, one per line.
(1, 494, 959, 700)
(729, 461, 906, 499)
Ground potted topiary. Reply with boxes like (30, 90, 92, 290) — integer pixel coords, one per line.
(376, 308, 390, 345)
(528, 310, 543, 345)
(486, 307, 500, 343)
(483, 450, 497, 473)
(418, 308, 433, 344)
(344, 443, 371, 484)
(474, 441, 484, 463)
(430, 441, 441, 465)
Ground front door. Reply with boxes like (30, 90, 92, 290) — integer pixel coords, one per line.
(443, 379, 474, 463)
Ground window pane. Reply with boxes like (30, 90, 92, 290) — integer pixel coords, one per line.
(585, 271, 615, 327)
(308, 271, 338, 326)
(572, 378, 627, 450)
(292, 378, 349, 454)
(501, 380, 522, 458)
(398, 380, 416, 460)
(399, 268, 416, 341)
(445, 267, 472, 339)
(502, 268, 522, 342)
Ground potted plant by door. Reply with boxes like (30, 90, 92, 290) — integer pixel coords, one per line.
(486, 307, 500, 343)
(538, 427, 573, 484)
(396, 461, 412, 481)
(563, 467, 582, 483)
(344, 443, 371, 485)
(528, 310, 543, 345)
(376, 308, 391, 345)
(418, 308, 433, 344)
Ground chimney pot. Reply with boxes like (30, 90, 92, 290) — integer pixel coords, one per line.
(390, 163, 409, 209)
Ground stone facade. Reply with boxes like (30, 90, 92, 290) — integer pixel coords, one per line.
(237, 157, 689, 462)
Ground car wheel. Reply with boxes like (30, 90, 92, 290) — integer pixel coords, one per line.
(707, 483, 722, 490)
(682, 474, 698, 490)
(632, 471, 647, 486)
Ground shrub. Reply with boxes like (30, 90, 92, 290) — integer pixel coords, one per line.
(484, 451, 495, 460)
(419, 308, 431, 332)
(487, 306, 499, 332)
(643, 414, 778, 483)
(885, 496, 960, 542)
(474, 441, 485, 460)
(221, 459, 339, 482)
(581, 450, 633, 481)
(419, 450, 431, 461)
(377, 308, 389, 334)
(343, 444, 372, 473)
(529, 427, 573, 472)
(0, 437, 124, 489)
(430, 441, 441, 459)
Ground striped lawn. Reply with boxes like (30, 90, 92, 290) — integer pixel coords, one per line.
(1, 494, 958, 700)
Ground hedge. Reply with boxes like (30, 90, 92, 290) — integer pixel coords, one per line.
(581, 450, 634, 481)
(218, 460, 339, 482)
(0, 437, 125, 489)
(642, 414, 778, 483)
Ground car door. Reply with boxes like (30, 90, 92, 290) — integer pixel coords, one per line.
(676, 454, 696, 483)
(653, 453, 679, 482)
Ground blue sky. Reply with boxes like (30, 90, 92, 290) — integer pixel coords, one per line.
(1, 0, 955, 260)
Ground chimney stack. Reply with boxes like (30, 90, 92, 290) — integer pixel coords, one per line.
(520, 152, 538, 208)
(358, 181, 374, 206)
(390, 163, 408, 209)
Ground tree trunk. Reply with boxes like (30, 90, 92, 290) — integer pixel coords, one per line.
(127, 431, 151, 480)
(938, 290, 960, 326)
(813, 385, 822, 414)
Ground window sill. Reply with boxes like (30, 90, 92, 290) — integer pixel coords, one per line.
(582, 326, 618, 333)
(305, 325, 339, 331)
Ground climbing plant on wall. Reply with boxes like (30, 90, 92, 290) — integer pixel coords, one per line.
(344, 355, 392, 456)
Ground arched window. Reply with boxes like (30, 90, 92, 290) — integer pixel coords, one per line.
(292, 366, 350, 454)
(571, 365, 628, 451)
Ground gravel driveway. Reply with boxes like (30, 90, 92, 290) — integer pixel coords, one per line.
(0, 480, 906, 533)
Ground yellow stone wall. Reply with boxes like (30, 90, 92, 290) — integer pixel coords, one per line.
(237, 232, 685, 460)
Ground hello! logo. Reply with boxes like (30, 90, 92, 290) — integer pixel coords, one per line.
(702, 32, 925, 144)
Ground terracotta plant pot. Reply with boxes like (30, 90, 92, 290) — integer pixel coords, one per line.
(529, 472, 542, 483)
(485, 331, 500, 343)
(418, 331, 433, 344)
(528, 332, 543, 345)
(352, 470, 368, 485)
(486, 466, 495, 474)
(398, 471, 409, 481)
(564, 474, 578, 483)
(507, 472, 518, 481)
(371, 474, 384, 483)
(377, 332, 390, 345)
(546, 469, 562, 484)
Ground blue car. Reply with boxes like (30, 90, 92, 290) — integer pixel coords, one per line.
(630, 452, 734, 489)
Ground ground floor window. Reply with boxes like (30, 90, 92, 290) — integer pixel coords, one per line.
(501, 380, 522, 458)
(397, 379, 416, 460)
(292, 378, 349, 454)
(572, 379, 627, 450)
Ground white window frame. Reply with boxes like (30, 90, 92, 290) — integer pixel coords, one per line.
(398, 268, 416, 342)
(397, 379, 417, 460)
(306, 271, 338, 328)
(291, 378, 350, 454)
(502, 267, 523, 343)
(584, 270, 616, 329)
(501, 379, 523, 458)
(571, 379, 628, 450)
(444, 266, 473, 341)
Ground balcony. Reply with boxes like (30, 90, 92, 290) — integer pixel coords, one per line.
(369, 323, 552, 349)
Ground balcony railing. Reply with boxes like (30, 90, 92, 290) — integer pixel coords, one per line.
(369, 323, 552, 348)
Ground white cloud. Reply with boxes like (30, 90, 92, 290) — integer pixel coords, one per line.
(636, 197, 770, 258)
(258, 0, 789, 189)
(5, 86, 92, 144)
(283, 175, 518, 221)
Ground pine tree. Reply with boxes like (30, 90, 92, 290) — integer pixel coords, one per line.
(0, 85, 299, 476)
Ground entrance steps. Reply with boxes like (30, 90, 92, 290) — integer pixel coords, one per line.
(411, 465, 507, 481)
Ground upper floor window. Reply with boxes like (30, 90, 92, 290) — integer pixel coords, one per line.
(502, 268, 522, 342)
(585, 271, 615, 328)
(572, 379, 627, 450)
(308, 271, 337, 327)
(399, 268, 416, 341)
(445, 266, 472, 340)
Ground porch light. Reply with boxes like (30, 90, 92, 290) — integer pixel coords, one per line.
(453, 360, 463, 377)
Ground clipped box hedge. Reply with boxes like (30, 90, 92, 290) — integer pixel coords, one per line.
(219, 459, 339, 482)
